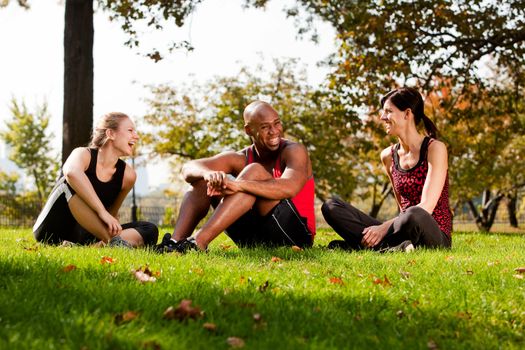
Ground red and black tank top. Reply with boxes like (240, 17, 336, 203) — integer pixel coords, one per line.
(391, 137, 452, 236)
(244, 140, 316, 235)
(67, 148, 126, 209)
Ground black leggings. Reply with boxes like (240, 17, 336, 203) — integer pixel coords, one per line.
(321, 197, 451, 250)
(33, 193, 158, 246)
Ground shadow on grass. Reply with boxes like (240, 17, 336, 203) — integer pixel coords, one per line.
(1, 252, 522, 350)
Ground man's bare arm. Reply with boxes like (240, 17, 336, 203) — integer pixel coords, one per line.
(226, 143, 310, 200)
(182, 151, 246, 184)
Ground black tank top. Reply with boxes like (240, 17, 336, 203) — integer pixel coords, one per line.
(67, 148, 126, 209)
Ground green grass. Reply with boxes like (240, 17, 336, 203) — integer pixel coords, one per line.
(0, 228, 524, 350)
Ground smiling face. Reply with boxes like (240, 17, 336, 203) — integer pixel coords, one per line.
(380, 99, 407, 136)
(108, 117, 139, 157)
(244, 103, 283, 152)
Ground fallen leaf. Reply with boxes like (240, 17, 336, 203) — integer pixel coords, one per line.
(456, 311, 472, 320)
(291, 245, 303, 252)
(406, 259, 416, 265)
(513, 274, 524, 279)
(239, 302, 256, 308)
(23, 245, 39, 252)
(271, 256, 282, 263)
(203, 322, 217, 331)
(515, 267, 525, 274)
(399, 271, 411, 279)
(445, 256, 454, 261)
(62, 264, 77, 272)
(100, 256, 116, 264)
(114, 311, 139, 325)
(142, 340, 161, 350)
(427, 339, 438, 350)
(239, 276, 246, 284)
(220, 244, 232, 250)
(465, 270, 474, 275)
(329, 277, 344, 285)
(190, 267, 204, 275)
(163, 299, 203, 321)
(372, 275, 392, 287)
(133, 270, 157, 284)
(258, 281, 269, 292)
(226, 337, 245, 348)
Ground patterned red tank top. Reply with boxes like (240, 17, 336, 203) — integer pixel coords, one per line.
(391, 137, 452, 236)
(245, 140, 316, 236)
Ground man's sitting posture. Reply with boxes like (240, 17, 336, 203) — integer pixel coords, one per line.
(155, 101, 316, 253)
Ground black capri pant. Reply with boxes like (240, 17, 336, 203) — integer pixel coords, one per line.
(33, 192, 158, 246)
(321, 197, 451, 250)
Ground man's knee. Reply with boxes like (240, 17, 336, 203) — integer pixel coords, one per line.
(237, 163, 272, 180)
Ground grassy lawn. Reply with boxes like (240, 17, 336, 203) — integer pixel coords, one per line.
(0, 228, 524, 350)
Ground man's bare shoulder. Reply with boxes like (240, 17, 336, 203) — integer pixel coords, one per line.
(282, 140, 308, 155)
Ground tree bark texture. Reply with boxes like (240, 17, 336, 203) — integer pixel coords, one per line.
(506, 192, 518, 228)
(63, 0, 93, 163)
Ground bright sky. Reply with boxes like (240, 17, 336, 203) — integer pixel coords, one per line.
(0, 0, 335, 193)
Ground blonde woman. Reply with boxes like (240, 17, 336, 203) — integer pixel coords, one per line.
(33, 112, 158, 247)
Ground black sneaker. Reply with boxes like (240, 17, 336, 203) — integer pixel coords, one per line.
(174, 237, 200, 253)
(380, 240, 415, 253)
(109, 236, 133, 249)
(154, 233, 178, 253)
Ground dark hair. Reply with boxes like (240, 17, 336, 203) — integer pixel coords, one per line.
(380, 87, 438, 139)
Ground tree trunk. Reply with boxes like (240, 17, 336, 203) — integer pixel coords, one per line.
(63, 0, 93, 163)
(506, 191, 518, 228)
(369, 182, 392, 218)
(466, 189, 504, 231)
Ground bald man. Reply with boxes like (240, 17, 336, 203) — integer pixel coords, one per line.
(155, 101, 316, 253)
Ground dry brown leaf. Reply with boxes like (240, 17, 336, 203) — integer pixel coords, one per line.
(114, 311, 139, 325)
(62, 264, 77, 272)
(100, 256, 116, 264)
(220, 244, 232, 250)
(456, 311, 472, 320)
(23, 245, 39, 252)
(514, 267, 525, 274)
(133, 270, 157, 284)
(203, 322, 217, 331)
(142, 340, 161, 350)
(372, 275, 392, 287)
(465, 270, 474, 275)
(427, 339, 438, 350)
(399, 270, 411, 279)
(227, 337, 245, 348)
(271, 256, 282, 263)
(258, 281, 269, 292)
(291, 245, 303, 252)
(329, 277, 344, 285)
(163, 299, 203, 321)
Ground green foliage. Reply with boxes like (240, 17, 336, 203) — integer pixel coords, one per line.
(143, 59, 361, 201)
(98, 0, 203, 60)
(1, 228, 524, 349)
(0, 99, 59, 201)
(0, 0, 29, 9)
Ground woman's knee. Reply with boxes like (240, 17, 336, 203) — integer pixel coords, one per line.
(321, 197, 345, 220)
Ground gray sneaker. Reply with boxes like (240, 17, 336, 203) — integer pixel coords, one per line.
(109, 236, 133, 249)
(380, 240, 415, 253)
